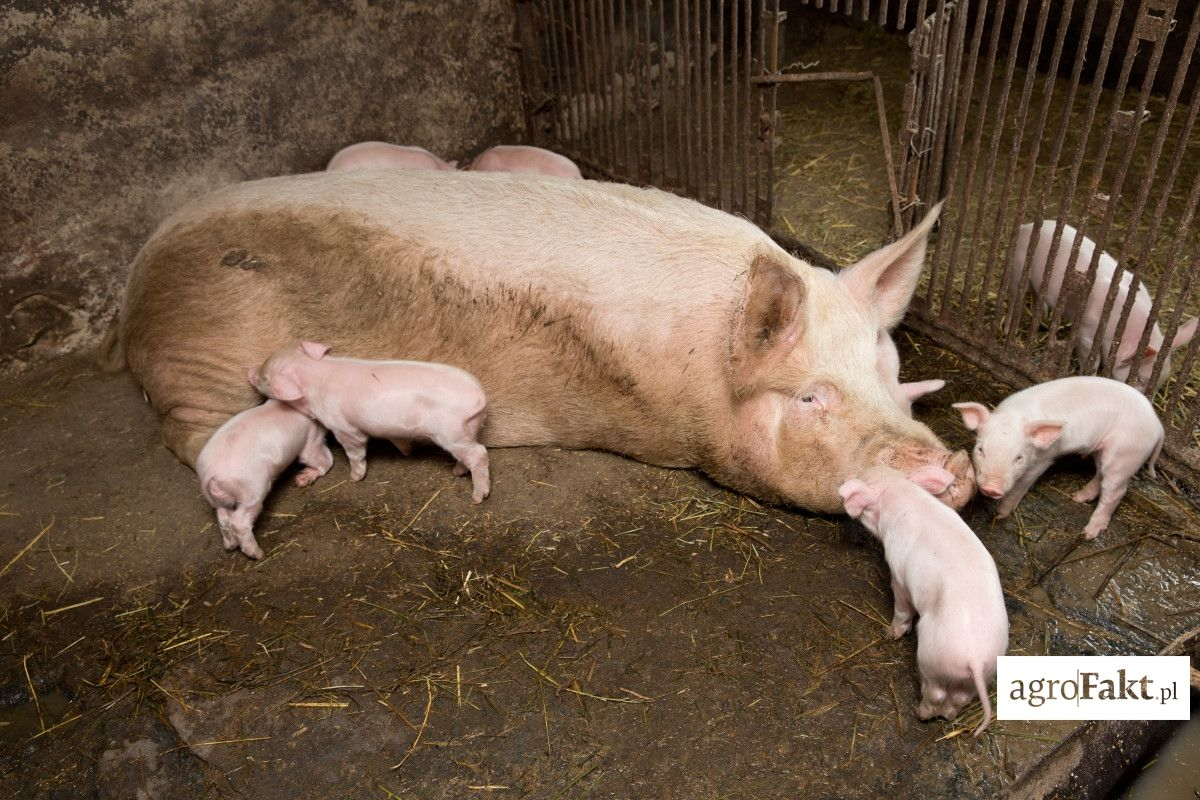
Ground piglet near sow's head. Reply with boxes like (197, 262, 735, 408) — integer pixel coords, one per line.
(720, 203, 975, 512)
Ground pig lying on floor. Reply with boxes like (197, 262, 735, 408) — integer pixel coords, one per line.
(839, 465, 1008, 736)
(118, 169, 975, 513)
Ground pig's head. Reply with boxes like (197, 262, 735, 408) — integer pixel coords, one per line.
(723, 202, 975, 512)
(839, 464, 956, 534)
(953, 401, 1063, 499)
(1114, 316, 1199, 392)
(248, 340, 331, 409)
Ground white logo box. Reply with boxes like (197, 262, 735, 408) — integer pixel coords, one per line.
(997, 655, 1191, 721)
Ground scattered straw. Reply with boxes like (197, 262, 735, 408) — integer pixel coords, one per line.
(0, 517, 54, 579)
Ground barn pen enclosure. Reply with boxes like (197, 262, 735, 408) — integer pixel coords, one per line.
(3, 0, 1200, 798)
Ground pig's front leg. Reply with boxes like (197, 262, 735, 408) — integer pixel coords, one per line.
(1082, 466, 1132, 540)
(295, 427, 335, 487)
(332, 429, 370, 481)
(889, 576, 915, 639)
(996, 462, 1050, 518)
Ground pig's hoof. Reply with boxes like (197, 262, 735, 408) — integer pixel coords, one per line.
(241, 543, 264, 560)
(452, 462, 469, 477)
(350, 468, 366, 482)
(294, 467, 320, 487)
(888, 623, 911, 640)
(471, 488, 490, 505)
(1082, 525, 1104, 541)
(1072, 487, 1100, 504)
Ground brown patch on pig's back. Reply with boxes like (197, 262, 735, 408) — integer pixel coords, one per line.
(121, 208, 705, 468)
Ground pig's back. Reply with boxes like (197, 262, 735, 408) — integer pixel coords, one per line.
(197, 402, 310, 477)
(999, 377, 1161, 444)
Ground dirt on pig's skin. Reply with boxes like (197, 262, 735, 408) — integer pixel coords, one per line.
(1, 336, 1197, 799)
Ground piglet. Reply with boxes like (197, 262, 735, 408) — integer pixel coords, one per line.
(876, 329, 945, 416)
(1008, 220, 1198, 391)
(250, 341, 490, 503)
(196, 399, 333, 559)
(326, 142, 457, 172)
(467, 145, 583, 179)
(839, 465, 1008, 736)
(955, 375, 1163, 540)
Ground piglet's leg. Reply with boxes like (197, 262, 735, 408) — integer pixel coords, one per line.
(295, 429, 335, 487)
(216, 507, 239, 552)
(996, 463, 1049, 518)
(226, 503, 265, 560)
(1083, 456, 1132, 540)
(1072, 469, 1102, 504)
(917, 676, 948, 721)
(333, 429, 370, 482)
(889, 577, 915, 640)
(439, 439, 490, 503)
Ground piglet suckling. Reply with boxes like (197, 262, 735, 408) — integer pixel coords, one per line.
(251, 342, 491, 503)
(196, 399, 333, 559)
(326, 142, 457, 172)
(839, 465, 1008, 736)
(876, 330, 945, 416)
(467, 145, 583, 179)
(955, 376, 1163, 540)
(1008, 221, 1199, 391)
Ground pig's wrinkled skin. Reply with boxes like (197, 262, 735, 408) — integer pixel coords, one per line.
(326, 142, 457, 172)
(875, 330, 945, 416)
(195, 399, 333, 559)
(118, 169, 974, 513)
(467, 145, 583, 179)
(1008, 221, 1199, 391)
(839, 465, 1008, 736)
(955, 376, 1163, 540)
(251, 341, 491, 503)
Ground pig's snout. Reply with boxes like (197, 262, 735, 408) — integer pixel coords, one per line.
(979, 481, 1004, 499)
(878, 446, 976, 509)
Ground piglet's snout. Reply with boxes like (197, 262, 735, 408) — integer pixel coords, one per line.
(979, 481, 1004, 499)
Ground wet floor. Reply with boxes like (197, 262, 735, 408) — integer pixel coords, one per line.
(0, 335, 1197, 799)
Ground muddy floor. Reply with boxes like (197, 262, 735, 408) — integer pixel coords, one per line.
(2, 334, 1197, 799)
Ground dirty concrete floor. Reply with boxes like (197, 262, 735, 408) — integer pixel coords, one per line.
(1, 336, 1198, 799)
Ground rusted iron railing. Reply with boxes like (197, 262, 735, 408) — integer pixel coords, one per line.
(516, 0, 1200, 477)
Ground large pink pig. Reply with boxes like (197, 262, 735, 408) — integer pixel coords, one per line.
(839, 465, 1008, 736)
(467, 145, 583, 179)
(326, 142, 457, 172)
(1008, 220, 1199, 391)
(876, 329, 945, 416)
(250, 342, 490, 503)
(954, 376, 1163, 540)
(196, 399, 333, 559)
(117, 170, 974, 513)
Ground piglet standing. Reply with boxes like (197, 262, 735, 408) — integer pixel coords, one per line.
(467, 145, 583, 179)
(1008, 220, 1198, 391)
(839, 465, 1008, 736)
(251, 342, 491, 503)
(196, 399, 333, 559)
(876, 330, 945, 416)
(326, 142, 457, 172)
(955, 376, 1163, 540)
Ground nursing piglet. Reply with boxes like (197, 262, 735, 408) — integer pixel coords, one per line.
(876, 330, 945, 416)
(250, 342, 490, 503)
(196, 399, 333, 559)
(955, 376, 1163, 540)
(839, 465, 1008, 736)
(326, 142, 457, 172)
(468, 145, 583, 179)
(1009, 221, 1198, 391)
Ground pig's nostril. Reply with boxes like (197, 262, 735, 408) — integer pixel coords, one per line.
(980, 484, 1003, 498)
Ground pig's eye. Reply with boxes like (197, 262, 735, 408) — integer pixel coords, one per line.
(800, 394, 814, 403)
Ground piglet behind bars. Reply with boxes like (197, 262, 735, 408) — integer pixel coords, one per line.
(250, 342, 491, 503)
(839, 465, 1008, 736)
(1008, 220, 1199, 391)
(196, 399, 333, 559)
(955, 376, 1162, 540)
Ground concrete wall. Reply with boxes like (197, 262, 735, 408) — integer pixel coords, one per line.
(1, 0, 525, 372)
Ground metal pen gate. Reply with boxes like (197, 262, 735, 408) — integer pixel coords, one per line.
(514, 0, 1200, 478)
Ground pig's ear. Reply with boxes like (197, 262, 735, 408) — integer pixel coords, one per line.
(907, 464, 955, 496)
(733, 253, 806, 395)
(900, 379, 946, 402)
(838, 478, 878, 518)
(1025, 420, 1065, 448)
(299, 341, 331, 360)
(953, 401, 990, 430)
(1168, 316, 1199, 354)
(270, 373, 305, 402)
(839, 201, 942, 328)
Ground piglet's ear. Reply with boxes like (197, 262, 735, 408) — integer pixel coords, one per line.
(271, 373, 305, 403)
(299, 341, 331, 360)
(901, 379, 946, 402)
(1168, 317, 1199, 354)
(953, 401, 990, 430)
(1025, 420, 1065, 449)
(838, 478, 877, 518)
(907, 464, 955, 496)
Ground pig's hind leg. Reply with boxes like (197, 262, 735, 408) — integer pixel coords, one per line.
(888, 576, 916, 639)
(1082, 450, 1135, 540)
(1071, 466, 1102, 504)
(225, 502, 265, 559)
(295, 429, 335, 487)
(437, 436, 490, 503)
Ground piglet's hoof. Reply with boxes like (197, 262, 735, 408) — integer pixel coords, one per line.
(452, 462, 469, 477)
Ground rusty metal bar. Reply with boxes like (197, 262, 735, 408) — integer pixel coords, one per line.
(657, 0, 670, 187)
(674, 0, 687, 191)
(600, 0, 619, 175)
(717, 0, 726, 209)
(743, 0, 752, 215)
(694, 0, 707, 199)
